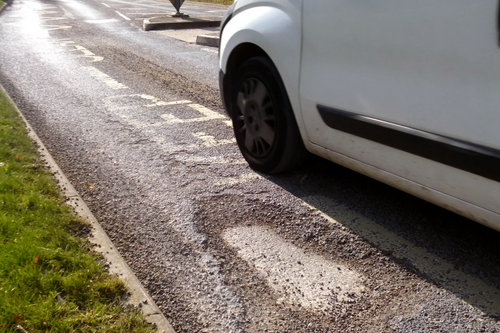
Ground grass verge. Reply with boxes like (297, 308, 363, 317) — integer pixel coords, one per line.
(0, 89, 154, 332)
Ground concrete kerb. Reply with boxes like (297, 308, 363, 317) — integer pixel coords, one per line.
(0, 0, 14, 16)
(0, 84, 176, 333)
(143, 14, 221, 47)
(196, 32, 219, 47)
(143, 16, 221, 31)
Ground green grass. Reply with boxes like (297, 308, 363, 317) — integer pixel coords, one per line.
(0, 90, 155, 332)
(0, 1, 5, 7)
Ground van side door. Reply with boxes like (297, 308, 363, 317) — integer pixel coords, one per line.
(299, 0, 500, 213)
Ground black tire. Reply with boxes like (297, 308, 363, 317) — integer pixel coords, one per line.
(230, 56, 307, 174)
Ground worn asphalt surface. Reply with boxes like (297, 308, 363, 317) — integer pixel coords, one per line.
(1, 0, 499, 332)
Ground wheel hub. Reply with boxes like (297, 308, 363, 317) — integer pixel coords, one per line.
(245, 100, 263, 135)
(236, 77, 276, 157)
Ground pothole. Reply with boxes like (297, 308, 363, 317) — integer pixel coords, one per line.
(223, 225, 366, 312)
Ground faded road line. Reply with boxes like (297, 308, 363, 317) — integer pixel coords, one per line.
(303, 194, 500, 317)
(84, 67, 128, 90)
(161, 103, 225, 124)
(115, 10, 131, 20)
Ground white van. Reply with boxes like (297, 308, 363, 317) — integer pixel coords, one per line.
(218, 0, 500, 231)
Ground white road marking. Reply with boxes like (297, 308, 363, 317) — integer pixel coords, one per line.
(45, 25, 72, 31)
(115, 10, 131, 20)
(160, 104, 225, 124)
(85, 19, 119, 24)
(224, 226, 365, 311)
(117, 115, 200, 154)
(129, 94, 191, 107)
(126, 12, 169, 15)
(214, 173, 261, 187)
(115, 7, 161, 10)
(101, 2, 111, 7)
(74, 45, 104, 62)
(188, 103, 225, 119)
(59, 5, 75, 19)
(58, 40, 104, 62)
(154, 100, 192, 106)
(302, 195, 500, 314)
(192, 132, 236, 148)
(40, 17, 66, 22)
(179, 156, 246, 165)
(58, 38, 75, 46)
(102, 95, 240, 165)
(84, 67, 128, 90)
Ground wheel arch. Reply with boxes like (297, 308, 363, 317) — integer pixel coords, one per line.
(218, 3, 303, 127)
(221, 43, 267, 117)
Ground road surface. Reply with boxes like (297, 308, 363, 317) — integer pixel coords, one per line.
(1, 0, 499, 332)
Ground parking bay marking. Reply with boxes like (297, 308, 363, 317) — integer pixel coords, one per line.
(84, 67, 128, 90)
(133, 93, 192, 107)
(118, 115, 241, 165)
(192, 132, 236, 148)
(112, 94, 233, 127)
(103, 95, 243, 165)
(58, 39, 104, 62)
(214, 173, 262, 187)
(115, 11, 131, 20)
(45, 25, 72, 31)
(160, 104, 229, 125)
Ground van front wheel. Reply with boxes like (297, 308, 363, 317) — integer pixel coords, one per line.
(230, 56, 307, 174)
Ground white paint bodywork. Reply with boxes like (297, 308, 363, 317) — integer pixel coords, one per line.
(219, 0, 308, 136)
(219, 0, 500, 231)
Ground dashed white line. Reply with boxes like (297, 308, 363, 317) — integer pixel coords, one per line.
(40, 17, 66, 22)
(192, 132, 236, 148)
(147, 99, 192, 107)
(160, 103, 226, 124)
(115, 11, 131, 20)
(214, 173, 262, 187)
(83, 67, 128, 90)
(58, 40, 103, 62)
(126, 12, 169, 15)
(74, 45, 103, 62)
(45, 25, 72, 31)
(101, 2, 111, 7)
(189, 103, 226, 119)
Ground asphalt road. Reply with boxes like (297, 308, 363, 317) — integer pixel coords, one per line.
(1, 0, 499, 332)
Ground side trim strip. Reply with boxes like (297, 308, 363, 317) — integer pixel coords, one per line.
(497, 0, 500, 47)
(317, 105, 500, 182)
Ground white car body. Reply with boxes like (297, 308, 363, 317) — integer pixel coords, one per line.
(219, 0, 500, 231)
